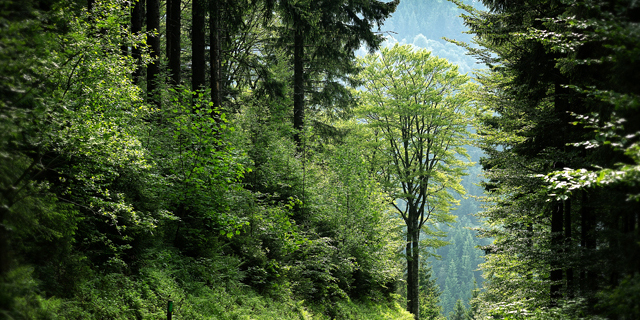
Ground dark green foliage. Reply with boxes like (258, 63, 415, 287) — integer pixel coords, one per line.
(0, 0, 454, 319)
(448, 299, 467, 320)
(454, 0, 640, 317)
(418, 265, 444, 320)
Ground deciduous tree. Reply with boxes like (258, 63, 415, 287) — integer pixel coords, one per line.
(355, 44, 475, 319)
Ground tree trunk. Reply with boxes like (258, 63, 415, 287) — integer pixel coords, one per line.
(146, 0, 160, 107)
(293, 20, 304, 148)
(0, 206, 9, 277)
(406, 218, 420, 320)
(131, 0, 144, 84)
(192, 0, 206, 92)
(209, 0, 221, 114)
(580, 191, 596, 298)
(406, 227, 414, 315)
(550, 200, 563, 305)
(564, 199, 574, 297)
(167, 0, 181, 86)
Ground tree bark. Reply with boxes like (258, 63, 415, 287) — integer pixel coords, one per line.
(580, 191, 596, 297)
(406, 205, 420, 320)
(209, 0, 221, 114)
(0, 206, 9, 277)
(564, 199, 574, 297)
(550, 200, 563, 305)
(192, 0, 206, 92)
(167, 0, 181, 86)
(146, 0, 160, 107)
(131, 0, 144, 84)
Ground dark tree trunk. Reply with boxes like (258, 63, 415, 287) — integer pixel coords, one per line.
(131, 0, 144, 84)
(166, 0, 181, 86)
(192, 0, 206, 92)
(405, 204, 420, 320)
(406, 227, 414, 316)
(409, 225, 420, 320)
(565, 199, 574, 297)
(146, 0, 160, 107)
(209, 0, 221, 114)
(580, 191, 596, 299)
(0, 206, 9, 277)
(550, 200, 564, 305)
(293, 21, 304, 148)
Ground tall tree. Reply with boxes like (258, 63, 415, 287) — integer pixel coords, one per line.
(192, 0, 206, 91)
(131, 0, 144, 84)
(356, 44, 474, 319)
(454, 0, 640, 317)
(146, 0, 160, 106)
(276, 0, 398, 148)
(209, 0, 221, 110)
(167, 0, 181, 86)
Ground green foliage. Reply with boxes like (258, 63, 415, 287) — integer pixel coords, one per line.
(448, 299, 467, 320)
(453, 0, 640, 318)
(418, 265, 445, 320)
(354, 43, 476, 316)
(0, 0, 429, 318)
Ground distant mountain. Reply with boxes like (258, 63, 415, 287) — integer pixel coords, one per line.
(380, 0, 486, 74)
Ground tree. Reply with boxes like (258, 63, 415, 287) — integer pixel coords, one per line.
(275, 0, 398, 148)
(192, 0, 206, 91)
(147, 0, 160, 106)
(355, 44, 475, 319)
(449, 299, 467, 320)
(453, 0, 640, 317)
(167, 0, 181, 86)
(418, 264, 445, 320)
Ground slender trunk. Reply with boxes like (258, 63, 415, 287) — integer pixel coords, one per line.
(406, 225, 414, 316)
(550, 83, 567, 305)
(192, 0, 206, 92)
(131, 0, 144, 84)
(409, 225, 420, 319)
(405, 203, 420, 320)
(209, 0, 221, 115)
(167, 0, 181, 86)
(0, 206, 9, 277)
(166, 0, 172, 63)
(580, 191, 596, 300)
(146, 0, 160, 107)
(293, 20, 304, 148)
(550, 200, 563, 305)
(565, 199, 574, 297)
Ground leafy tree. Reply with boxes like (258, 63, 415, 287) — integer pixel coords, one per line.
(355, 43, 476, 319)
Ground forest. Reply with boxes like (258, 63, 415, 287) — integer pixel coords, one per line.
(1, 0, 639, 319)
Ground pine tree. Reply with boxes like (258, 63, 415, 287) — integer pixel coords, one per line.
(448, 299, 467, 320)
(419, 264, 445, 320)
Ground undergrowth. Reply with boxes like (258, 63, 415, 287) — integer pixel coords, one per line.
(1, 247, 413, 320)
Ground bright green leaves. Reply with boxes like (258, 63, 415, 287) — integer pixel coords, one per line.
(354, 43, 476, 316)
(355, 43, 475, 225)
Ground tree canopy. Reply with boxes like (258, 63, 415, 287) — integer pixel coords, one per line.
(355, 43, 476, 319)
